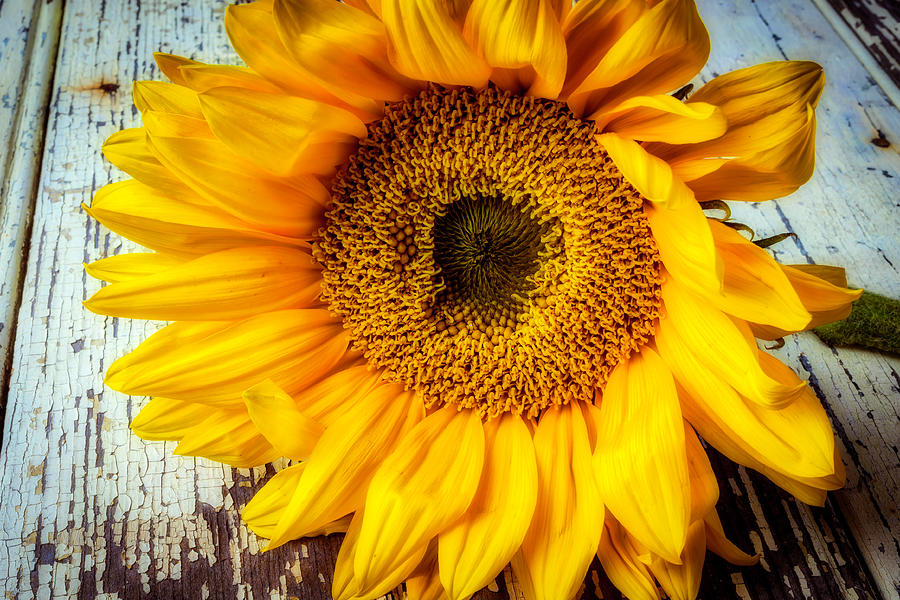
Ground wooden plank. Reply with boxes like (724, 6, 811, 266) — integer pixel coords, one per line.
(0, 0, 63, 427)
(817, 0, 900, 99)
(0, 1, 897, 599)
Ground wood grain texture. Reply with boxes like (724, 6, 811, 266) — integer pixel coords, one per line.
(0, 0, 63, 426)
(821, 0, 900, 93)
(0, 1, 897, 599)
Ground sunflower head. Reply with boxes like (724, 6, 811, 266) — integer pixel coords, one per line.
(85, 1, 859, 599)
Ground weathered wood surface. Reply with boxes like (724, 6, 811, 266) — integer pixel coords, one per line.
(0, 1, 898, 599)
(820, 0, 900, 92)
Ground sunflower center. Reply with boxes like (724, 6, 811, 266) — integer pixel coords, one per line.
(433, 195, 547, 322)
(316, 86, 662, 418)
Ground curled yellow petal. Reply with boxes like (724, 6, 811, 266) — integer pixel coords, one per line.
(660, 278, 805, 409)
(597, 517, 660, 600)
(750, 263, 862, 339)
(242, 380, 325, 461)
(594, 95, 726, 144)
(649, 521, 706, 600)
(706, 221, 812, 331)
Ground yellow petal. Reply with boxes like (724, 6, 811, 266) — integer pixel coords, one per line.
(649, 521, 706, 600)
(705, 221, 812, 331)
(438, 413, 537, 600)
(132, 80, 202, 116)
(407, 542, 449, 600)
(596, 518, 660, 600)
(660, 323, 837, 479)
(595, 348, 690, 564)
(179, 63, 284, 94)
(295, 363, 385, 427)
(174, 408, 279, 468)
(242, 463, 307, 539)
(351, 407, 484, 595)
(750, 264, 862, 340)
(264, 383, 419, 548)
(101, 128, 190, 193)
(597, 133, 722, 293)
(594, 95, 726, 144)
(84, 252, 186, 283)
(147, 133, 328, 237)
(660, 277, 805, 409)
(84, 246, 322, 321)
(463, 0, 567, 98)
(512, 402, 603, 600)
(381, 0, 491, 86)
(224, 2, 367, 115)
(273, 0, 417, 103)
(568, 0, 708, 116)
(242, 380, 325, 461)
(562, 0, 647, 95)
(141, 110, 214, 139)
(704, 510, 758, 566)
(684, 425, 718, 523)
(85, 180, 306, 258)
(153, 52, 199, 85)
(686, 106, 818, 202)
(333, 510, 429, 600)
(105, 310, 349, 405)
(130, 397, 212, 441)
(198, 86, 366, 177)
(652, 61, 824, 164)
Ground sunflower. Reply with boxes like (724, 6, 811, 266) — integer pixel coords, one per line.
(84, 1, 862, 599)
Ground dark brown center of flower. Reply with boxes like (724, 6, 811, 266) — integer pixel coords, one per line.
(315, 86, 662, 418)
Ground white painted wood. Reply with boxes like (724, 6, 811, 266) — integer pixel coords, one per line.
(0, 0, 63, 395)
(0, 0, 897, 598)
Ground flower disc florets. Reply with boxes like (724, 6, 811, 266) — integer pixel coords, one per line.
(316, 86, 662, 418)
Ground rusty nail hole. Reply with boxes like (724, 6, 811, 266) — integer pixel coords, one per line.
(872, 130, 890, 148)
(98, 82, 120, 94)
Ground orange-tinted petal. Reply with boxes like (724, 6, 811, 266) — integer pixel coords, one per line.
(381, 0, 491, 86)
(463, 0, 567, 98)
